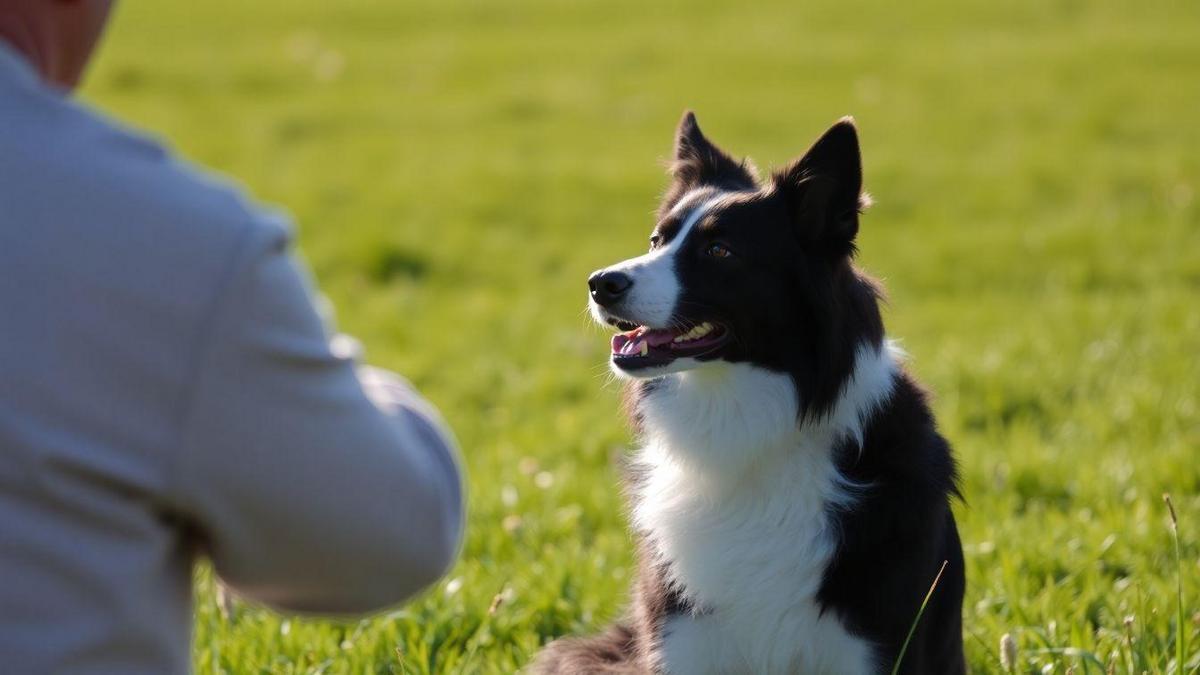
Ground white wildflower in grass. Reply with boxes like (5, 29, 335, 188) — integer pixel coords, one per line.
(1000, 632, 1018, 672)
(500, 485, 518, 508)
(215, 583, 235, 622)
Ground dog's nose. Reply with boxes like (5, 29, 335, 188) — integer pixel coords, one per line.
(588, 270, 633, 307)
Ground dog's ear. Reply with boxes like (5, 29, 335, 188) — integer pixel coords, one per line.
(773, 117, 869, 255)
(663, 112, 757, 214)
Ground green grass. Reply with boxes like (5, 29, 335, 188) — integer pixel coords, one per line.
(83, 0, 1199, 672)
(894, 561, 951, 675)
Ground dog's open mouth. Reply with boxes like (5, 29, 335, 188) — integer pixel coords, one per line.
(610, 321, 731, 369)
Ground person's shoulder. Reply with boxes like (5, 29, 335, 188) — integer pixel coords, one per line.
(0, 71, 290, 259)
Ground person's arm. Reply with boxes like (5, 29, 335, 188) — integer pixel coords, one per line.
(170, 226, 463, 614)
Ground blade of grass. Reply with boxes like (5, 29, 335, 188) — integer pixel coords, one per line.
(1163, 494, 1185, 674)
(892, 560, 949, 675)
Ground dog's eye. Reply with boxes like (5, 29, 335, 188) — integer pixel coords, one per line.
(706, 243, 734, 259)
(649, 234, 662, 251)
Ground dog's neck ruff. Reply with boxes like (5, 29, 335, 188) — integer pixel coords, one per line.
(630, 341, 899, 673)
(635, 340, 901, 483)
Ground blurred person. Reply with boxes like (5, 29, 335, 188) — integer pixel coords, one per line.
(0, 2, 464, 673)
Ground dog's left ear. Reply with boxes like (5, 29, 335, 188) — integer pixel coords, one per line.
(773, 117, 869, 254)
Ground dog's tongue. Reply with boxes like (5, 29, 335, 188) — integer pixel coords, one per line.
(611, 327, 677, 356)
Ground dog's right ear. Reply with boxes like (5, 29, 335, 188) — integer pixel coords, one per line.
(662, 111, 757, 216)
(772, 117, 868, 257)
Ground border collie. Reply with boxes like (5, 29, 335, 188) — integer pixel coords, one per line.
(533, 112, 965, 674)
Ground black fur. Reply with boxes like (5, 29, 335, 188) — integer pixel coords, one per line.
(533, 112, 964, 674)
(821, 373, 966, 674)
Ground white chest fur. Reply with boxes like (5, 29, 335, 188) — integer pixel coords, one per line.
(630, 346, 899, 674)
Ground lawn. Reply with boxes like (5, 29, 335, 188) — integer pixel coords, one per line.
(84, 0, 1199, 672)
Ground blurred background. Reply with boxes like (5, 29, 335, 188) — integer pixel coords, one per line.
(85, 0, 1198, 672)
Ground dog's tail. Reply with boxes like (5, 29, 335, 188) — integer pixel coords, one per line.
(529, 624, 644, 674)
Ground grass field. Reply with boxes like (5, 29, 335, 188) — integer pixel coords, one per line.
(83, 0, 1200, 672)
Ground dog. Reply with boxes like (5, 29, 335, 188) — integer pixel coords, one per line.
(532, 112, 965, 674)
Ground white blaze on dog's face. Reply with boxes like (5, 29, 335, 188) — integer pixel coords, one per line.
(588, 188, 736, 379)
(591, 190, 716, 328)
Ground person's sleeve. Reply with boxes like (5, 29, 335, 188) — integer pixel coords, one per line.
(170, 225, 464, 615)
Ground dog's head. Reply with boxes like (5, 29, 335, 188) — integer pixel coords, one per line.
(589, 112, 884, 419)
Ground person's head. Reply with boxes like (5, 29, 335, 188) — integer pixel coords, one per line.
(0, 0, 115, 90)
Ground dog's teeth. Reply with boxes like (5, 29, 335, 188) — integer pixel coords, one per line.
(640, 342, 648, 356)
(676, 324, 713, 342)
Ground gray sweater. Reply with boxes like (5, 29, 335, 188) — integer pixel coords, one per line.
(0, 44, 464, 674)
